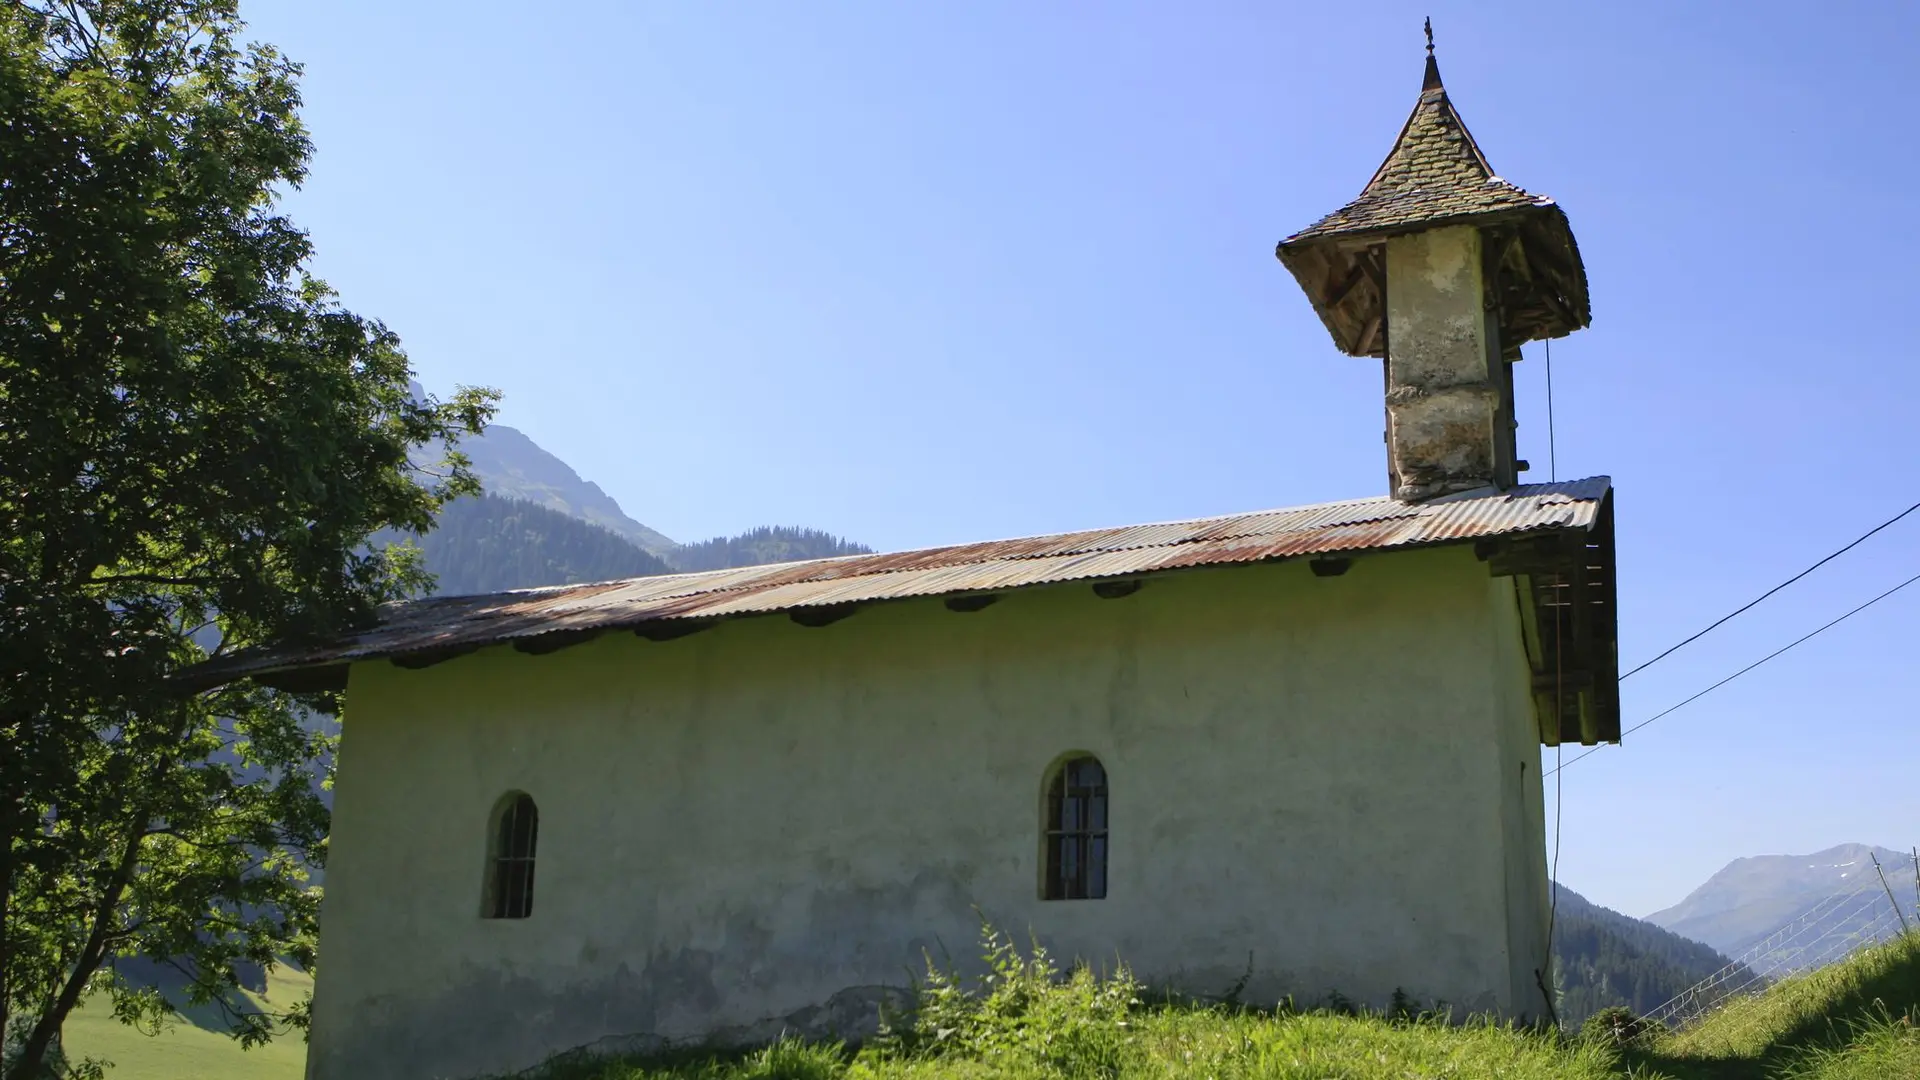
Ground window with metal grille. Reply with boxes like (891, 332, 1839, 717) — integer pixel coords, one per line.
(486, 792, 538, 919)
(1043, 756, 1108, 900)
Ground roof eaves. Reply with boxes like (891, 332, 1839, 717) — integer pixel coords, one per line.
(176, 478, 1614, 693)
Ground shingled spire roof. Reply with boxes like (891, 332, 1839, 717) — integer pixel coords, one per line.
(1289, 56, 1549, 242)
(1276, 33, 1591, 358)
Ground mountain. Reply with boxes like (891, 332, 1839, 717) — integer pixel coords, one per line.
(670, 525, 871, 572)
(1552, 883, 1750, 1027)
(406, 495, 873, 595)
(457, 423, 680, 557)
(406, 380, 676, 555)
(408, 496, 875, 594)
(1646, 843, 1918, 961)
(391, 399, 871, 591)
(414, 495, 676, 595)
(441, 407, 868, 576)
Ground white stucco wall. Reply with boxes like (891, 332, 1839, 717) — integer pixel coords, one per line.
(305, 544, 1548, 1080)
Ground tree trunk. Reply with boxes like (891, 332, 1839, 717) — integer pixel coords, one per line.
(5, 802, 150, 1080)
(0, 796, 14, 1061)
(6, 702, 191, 1080)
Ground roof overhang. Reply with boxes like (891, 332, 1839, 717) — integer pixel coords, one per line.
(1479, 488, 1620, 745)
(177, 480, 1619, 722)
(1276, 203, 1592, 359)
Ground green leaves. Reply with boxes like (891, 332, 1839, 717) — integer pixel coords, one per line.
(872, 919, 1144, 1079)
(0, 2, 496, 1075)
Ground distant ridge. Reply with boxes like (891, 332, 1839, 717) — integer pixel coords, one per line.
(671, 525, 872, 572)
(415, 494, 675, 595)
(458, 422, 680, 557)
(1646, 843, 1917, 957)
(406, 380, 677, 555)
(406, 383, 869, 586)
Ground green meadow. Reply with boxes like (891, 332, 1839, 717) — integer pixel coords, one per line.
(56, 931, 1920, 1080)
(59, 966, 311, 1080)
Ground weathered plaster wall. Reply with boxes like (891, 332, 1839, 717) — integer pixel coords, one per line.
(1493, 577, 1554, 1017)
(306, 545, 1547, 1080)
(1384, 225, 1507, 499)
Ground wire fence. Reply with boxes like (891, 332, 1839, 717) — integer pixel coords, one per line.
(1643, 855, 1918, 1030)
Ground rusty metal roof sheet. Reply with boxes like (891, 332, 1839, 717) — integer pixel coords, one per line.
(185, 476, 1612, 688)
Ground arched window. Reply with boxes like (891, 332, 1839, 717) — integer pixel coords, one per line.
(1043, 756, 1107, 900)
(486, 792, 539, 919)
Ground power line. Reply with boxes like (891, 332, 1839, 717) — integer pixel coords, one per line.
(1546, 743, 1563, 964)
(1543, 609, 1566, 1023)
(1544, 338, 1557, 483)
(1549, 569, 1920, 775)
(1621, 499, 1920, 681)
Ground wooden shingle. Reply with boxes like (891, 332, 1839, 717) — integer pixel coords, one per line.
(1276, 51, 1592, 357)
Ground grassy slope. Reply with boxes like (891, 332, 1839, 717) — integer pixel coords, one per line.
(52, 935, 1917, 1080)
(60, 965, 311, 1080)
(522, 1014, 1626, 1080)
(1628, 932, 1920, 1080)
(525, 935, 1920, 1080)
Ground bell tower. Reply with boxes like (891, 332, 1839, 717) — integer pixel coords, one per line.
(1276, 25, 1591, 501)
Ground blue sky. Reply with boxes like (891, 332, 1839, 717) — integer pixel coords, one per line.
(246, 1, 1918, 918)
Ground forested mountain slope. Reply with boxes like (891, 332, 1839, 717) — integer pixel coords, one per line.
(669, 524, 873, 572)
(416, 388, 872, 579)
(407, 381, 679, 556)
(416, 494, 675, 594)
(1554, 883, 1752, 1026)
(456, 423, 681, 557)
(405, 496, 872, 595)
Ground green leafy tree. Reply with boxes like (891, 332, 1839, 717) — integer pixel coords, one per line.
(0, 2, 495, 1075)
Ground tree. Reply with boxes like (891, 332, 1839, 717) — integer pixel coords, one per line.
(0, 3, 495, 1075)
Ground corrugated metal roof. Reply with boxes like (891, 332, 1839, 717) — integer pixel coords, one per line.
(184, 476, 1612, 688)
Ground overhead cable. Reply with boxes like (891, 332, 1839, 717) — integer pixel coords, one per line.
(1620, 499, 1920, 680)
(1550, 569, 1920, 775)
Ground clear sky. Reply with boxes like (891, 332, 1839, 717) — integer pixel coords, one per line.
(244, 1, 1918, 919)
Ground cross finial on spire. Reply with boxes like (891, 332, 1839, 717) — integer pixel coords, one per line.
(1422, 17, 1443, 91)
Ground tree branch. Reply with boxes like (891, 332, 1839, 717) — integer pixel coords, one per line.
(84, 572, 215, 589)
(12, 715, 189, 1073)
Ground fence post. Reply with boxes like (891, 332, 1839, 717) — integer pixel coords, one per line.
(1871, 853, 1910, 936)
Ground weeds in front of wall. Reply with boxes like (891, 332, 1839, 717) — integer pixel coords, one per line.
(867, 918, 1143, 1079)
(518, 921, 1625, 1080)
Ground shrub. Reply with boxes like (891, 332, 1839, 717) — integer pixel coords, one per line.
(866, 919, 1142, 1078)
(1579, 1005, 1652, 1049)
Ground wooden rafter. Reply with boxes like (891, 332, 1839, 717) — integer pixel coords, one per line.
(1478, 502, 1621, 747)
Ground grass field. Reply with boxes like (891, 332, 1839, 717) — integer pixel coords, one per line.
(516, 929, 1920, 1080)
(49, 932, 1920, 1079)
(1627, 930, 1920, 1079)
(59, 964, 311, 1080)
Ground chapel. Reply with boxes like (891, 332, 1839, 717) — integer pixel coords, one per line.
(194, 36, 1619, 1080)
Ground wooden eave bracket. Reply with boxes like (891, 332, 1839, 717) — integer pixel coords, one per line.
(790, 603, 862, 627)
(634, 618, 716, 641)
(391, 643, 482, 670)
(512, 628, 604, 656)
(1486, 513, 1622, 747)
(256, 663, 349, 694)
